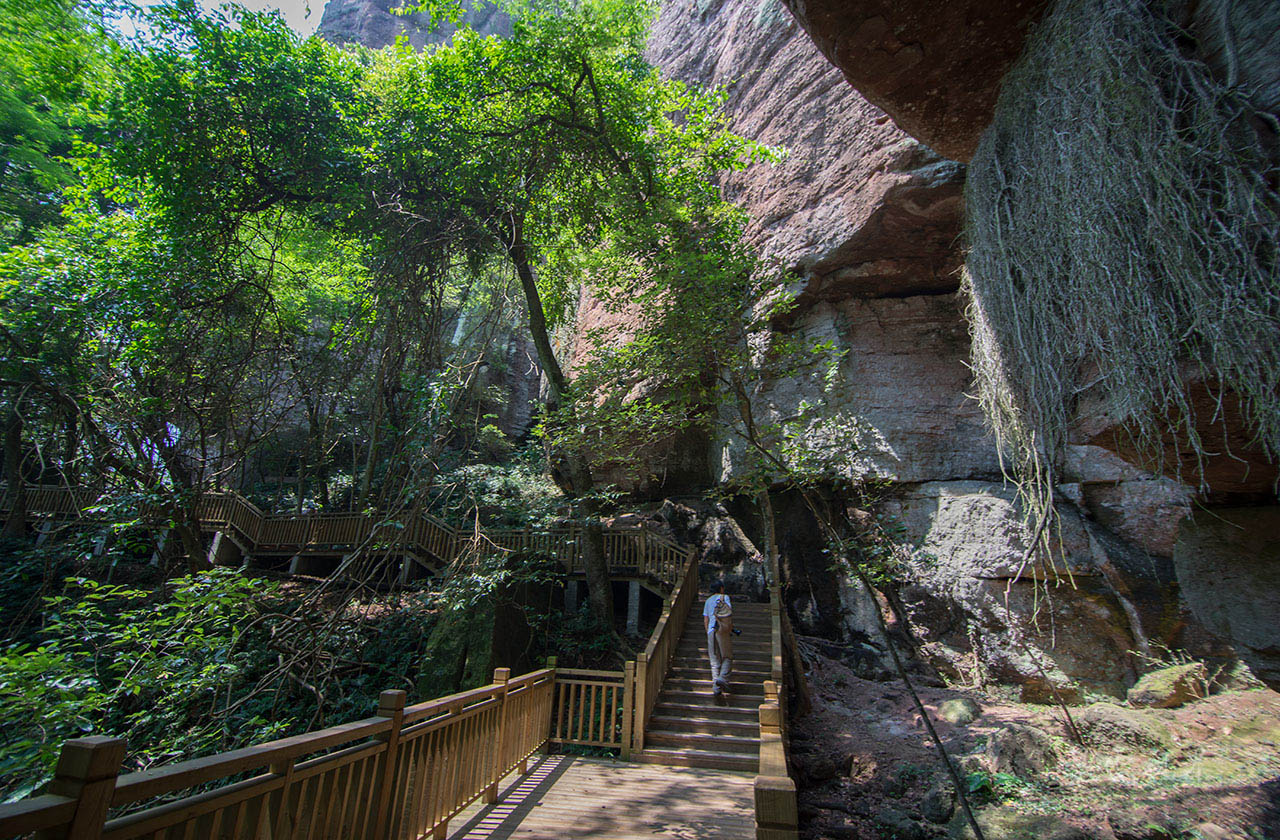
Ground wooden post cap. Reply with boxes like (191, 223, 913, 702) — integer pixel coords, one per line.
(52, 737, 126, 784)
(493, 667, 511, 683)
(759, 703, 781, 730)
(546, 656, 557, 668)
(377, 690, 407, 715)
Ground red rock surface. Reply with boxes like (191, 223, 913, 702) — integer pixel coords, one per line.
(780, 0, 1049, 162)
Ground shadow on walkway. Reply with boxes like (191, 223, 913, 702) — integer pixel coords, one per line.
(449, 755, 575, 839)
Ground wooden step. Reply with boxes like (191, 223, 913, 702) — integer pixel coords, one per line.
(653, 701, 759, 721)
(668, 665, 771, 681)
(664, 678, 765, 696)
(658, 689, 761, 709)
(683, 619, 772, 631)
(644, 730, 760, 755)
(633, 747, 758, 773)
(647, 715, 759, 737)
(673, 642, 771, 651)
(674, 647, 773, 661)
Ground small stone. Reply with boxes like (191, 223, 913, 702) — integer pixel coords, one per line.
(845, 752, 877, 780)
(806, 755, 839, 782)
(985, 723, 1057, 777)
(1127, 662, 1208, 708)
(1108, 807, 1180, 840)
(920, 784, 956, 824)
(955, 753, 988, 776)
(877, 805, 929, 840)
(938, 697, 982, 725)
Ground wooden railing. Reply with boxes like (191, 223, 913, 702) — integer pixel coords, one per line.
(631, 546, 700, 753)
(753, 581, 798, 840)
(548, 667, 634, 758)
(3, 485, 687, 591)
(0, 667, 565, 840)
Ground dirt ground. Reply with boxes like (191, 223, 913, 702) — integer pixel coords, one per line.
(790, 644, 1280, 840)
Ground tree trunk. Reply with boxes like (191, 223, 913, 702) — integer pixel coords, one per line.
(505, 214, 615, 636)
(581, 516, 613, 627)
(4, 405, 27, 537)
(174, 516, 212, 574)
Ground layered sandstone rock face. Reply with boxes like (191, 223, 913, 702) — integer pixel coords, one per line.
(646, 0, 1216, 697)
(318, 0, 509, 49)
(779, 0, 1049, 162)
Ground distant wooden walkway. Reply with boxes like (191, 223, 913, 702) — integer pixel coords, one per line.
(447, 756, 754, 839)
(0, 484, 689, 590)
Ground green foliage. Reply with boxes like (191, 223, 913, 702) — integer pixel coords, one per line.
(0, 570, 279, 800)
(430, 446, 563, 529)
(0, 0, 114, 245)
(965, 769, 1033, 804)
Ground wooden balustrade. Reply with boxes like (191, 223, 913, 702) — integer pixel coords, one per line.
(0, 668, 558, 840)
(548, 668, 634, 757)
(632, 547, 698, 753)
(4, 485, 686, 591)
(753, 582, 798, 840)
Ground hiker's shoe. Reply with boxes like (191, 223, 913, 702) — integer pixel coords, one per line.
(715, 678, 729, 695)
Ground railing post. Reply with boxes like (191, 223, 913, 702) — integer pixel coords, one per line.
(36, 736, 125, 840)
(487, 667, 511, 804)
(268, 755, 297, 838)
(633, 653, 648, 753)
(621, 660, 636, 760)
(543, 657, 558, 756)
(755, 680, 797, 840)
(371, 689, 407, 840)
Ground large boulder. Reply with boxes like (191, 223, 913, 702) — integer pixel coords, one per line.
(985, 722, 1057, 777)
(1127, 662, 1208, 709)
(885, 481, 1141, 699)
(1174, 507, 1280, 691)
(1075, 703, 1172, 752)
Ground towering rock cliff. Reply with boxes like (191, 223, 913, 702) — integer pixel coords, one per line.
(314, 0, 1243, 698)
(644, 0, 1222, 698)
(318, 0, 510, 48)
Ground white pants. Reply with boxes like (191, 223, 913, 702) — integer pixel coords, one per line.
(707, 627, 732, 685)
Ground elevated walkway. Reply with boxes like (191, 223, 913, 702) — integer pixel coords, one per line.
(0, 488, 801, 839)
(0, 485, 687, 593)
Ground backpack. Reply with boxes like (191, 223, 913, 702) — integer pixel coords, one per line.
(713, 594, 733, 619)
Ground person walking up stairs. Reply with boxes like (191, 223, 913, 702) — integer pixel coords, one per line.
(633, 592, 774, 772)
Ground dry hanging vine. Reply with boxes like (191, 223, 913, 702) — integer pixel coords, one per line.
(963, 0, 1280, 528)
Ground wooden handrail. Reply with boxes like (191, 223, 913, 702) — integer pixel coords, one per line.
(548, 668, 633, 756)
(0, 667, 563, 840)
(754, 580, 798, 840)
(631, 546, 698, 753)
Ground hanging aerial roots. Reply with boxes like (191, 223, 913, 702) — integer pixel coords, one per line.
(963, 0, 1280, 517)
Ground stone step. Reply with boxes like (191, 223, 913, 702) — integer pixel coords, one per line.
(644, 729, 760, 755)
(632, 747, 758, 773)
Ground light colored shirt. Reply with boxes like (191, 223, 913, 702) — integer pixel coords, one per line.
(703, 594, 731, 632)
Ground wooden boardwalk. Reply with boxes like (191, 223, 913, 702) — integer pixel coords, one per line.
(447, 756, 755, 839)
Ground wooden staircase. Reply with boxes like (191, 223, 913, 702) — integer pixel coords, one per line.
(633, 597, 773, 772)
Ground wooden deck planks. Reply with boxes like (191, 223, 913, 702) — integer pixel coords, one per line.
(447, 756, 755, 839)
